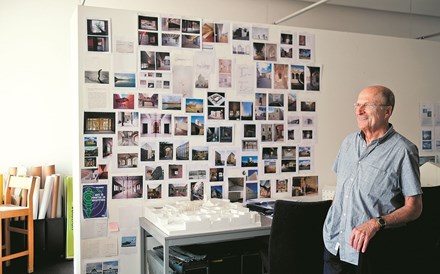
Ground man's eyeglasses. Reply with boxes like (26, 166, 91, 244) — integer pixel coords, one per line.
(353, 103, 390, 110)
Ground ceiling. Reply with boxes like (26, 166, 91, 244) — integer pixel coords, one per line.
(303, 0, 440, 17)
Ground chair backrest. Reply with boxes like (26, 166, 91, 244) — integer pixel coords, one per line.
(5, 175, 36, 210)
(268, 199, 332, 274)
(357, 186, 440, 274)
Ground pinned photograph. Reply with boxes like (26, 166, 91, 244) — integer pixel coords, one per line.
(112, 175, 143, 199)
(169, 183, 188, 197)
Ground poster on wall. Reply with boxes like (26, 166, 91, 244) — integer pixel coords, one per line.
(82, 184, 108, 219)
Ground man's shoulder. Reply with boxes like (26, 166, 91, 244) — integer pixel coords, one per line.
(389, 131, 418, 153)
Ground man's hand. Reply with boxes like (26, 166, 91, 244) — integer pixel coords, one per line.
(349, 218, 381, 253)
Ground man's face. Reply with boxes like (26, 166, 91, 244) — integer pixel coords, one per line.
(354, 88, 390, 133)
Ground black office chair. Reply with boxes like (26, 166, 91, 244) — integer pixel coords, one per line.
(263, 199, 332, 274)
(358, 185, 440, 274)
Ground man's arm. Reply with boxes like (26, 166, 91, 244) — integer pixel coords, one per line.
(349, 194, 423, 253)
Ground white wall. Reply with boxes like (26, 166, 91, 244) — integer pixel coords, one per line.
(0, 0, 77, 176)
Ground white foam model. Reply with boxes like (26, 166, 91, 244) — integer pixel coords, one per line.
(144, 198, 262, 235)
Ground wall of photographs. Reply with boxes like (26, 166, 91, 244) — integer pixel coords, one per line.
(77, 5, 440, 273)
(80, 5, 319, 273)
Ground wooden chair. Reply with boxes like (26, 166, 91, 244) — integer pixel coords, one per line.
(0, 175, 36, 273)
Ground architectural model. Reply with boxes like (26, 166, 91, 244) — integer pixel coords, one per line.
(144, 198, 262, 235)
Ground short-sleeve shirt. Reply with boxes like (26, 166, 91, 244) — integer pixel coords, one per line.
(323, 124, 422, 265)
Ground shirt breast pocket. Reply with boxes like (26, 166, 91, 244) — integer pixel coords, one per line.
(358, 163, 397, 199)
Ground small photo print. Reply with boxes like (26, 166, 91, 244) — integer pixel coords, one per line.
(280, 33, 293, 45)
(169, 183, 188, 197)
(220, 126, 233, 143)
(182, 34, 201, 49)
(206, 127, 220, 142)
(298, 159, 311, 171)
(306, 65, 320, 91)
(162, 17, 181, 32)
(210, 168, 224, 182)
(229, 101, 241, 120)
(262, 147, 278, 160)
(241, 102, 253, 120)
(268, 93, 284, 107)
(138, 31, 159, 46)
(276, 179, 288, 193)
(87, 19, 109, 35)
(103, 261, 119, 273)
(191, 116, 205, 135)
(192, 146, 209, 161)
(247, 169, 258, 181)
(264, 159, 276, 174)
(118, 111, 139, 128)
(159, 142, 174, 160)
(300, 100, 316, 112)
(188, 167, 207, 180)
(191, 181, 204, 201)
(103, 137, 113, 158)
(84, 136, 97, 147)
(85, 69, 110, 84)
(246, 182, 258, 201)
(256, 62, 272, 89)
(232, 24, 250, 40)
(252, 26, 269, 40)
(176, 141, 190, 160)
(117, 131, 138, 146)
(113, 94, 135, 109)
(87, 36, 110, 52)
(145, 165, 164, 181)
(260, 124, 273, 142)
(207, 107, 225, 120)
(298, 146, 311, 157)
(169, 164, 183, 179)
(117, 153, 138, 168)
(299, 48, 311, 61)
(291, 65, 305, 90)
(242, 140, 258, 152)
(138, 15, 159, 31)
(161, 33, 181, 47)
(288, 92, 297, 111)
(260, 180, 271, 198)
(185, 98, 204, 113)
(174, 116, 189, 136)
(138, 93, 159, 108)
(162, 95, 182, 110)
(114, 73, 136, 88)
(241, 155, 258, 167)
(121, 236, 136, 247)
(255, 106, 266, 120)
(147, 184, 162, 199)
(243, 124, 256, 138)
(112, 175, 143, 199)
(207, 92, 226, 106)
(255, 93, 267, 107)
(202, 22, 215, 43)
(84, 112, 115, 134)
(211, 185, 223, 198)
(182, 19, 201, 34)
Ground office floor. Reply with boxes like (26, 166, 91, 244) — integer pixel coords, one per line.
(2, 258, 73, 274)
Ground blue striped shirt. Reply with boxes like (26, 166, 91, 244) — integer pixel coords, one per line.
(323, 124, 422, 265)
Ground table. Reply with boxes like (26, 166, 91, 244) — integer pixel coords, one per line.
(139, 215, 272, 274)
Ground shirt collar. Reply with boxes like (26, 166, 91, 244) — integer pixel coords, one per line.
(359, 123, 395, 145)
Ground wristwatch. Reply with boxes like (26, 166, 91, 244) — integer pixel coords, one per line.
(376, 217, 386, 230)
